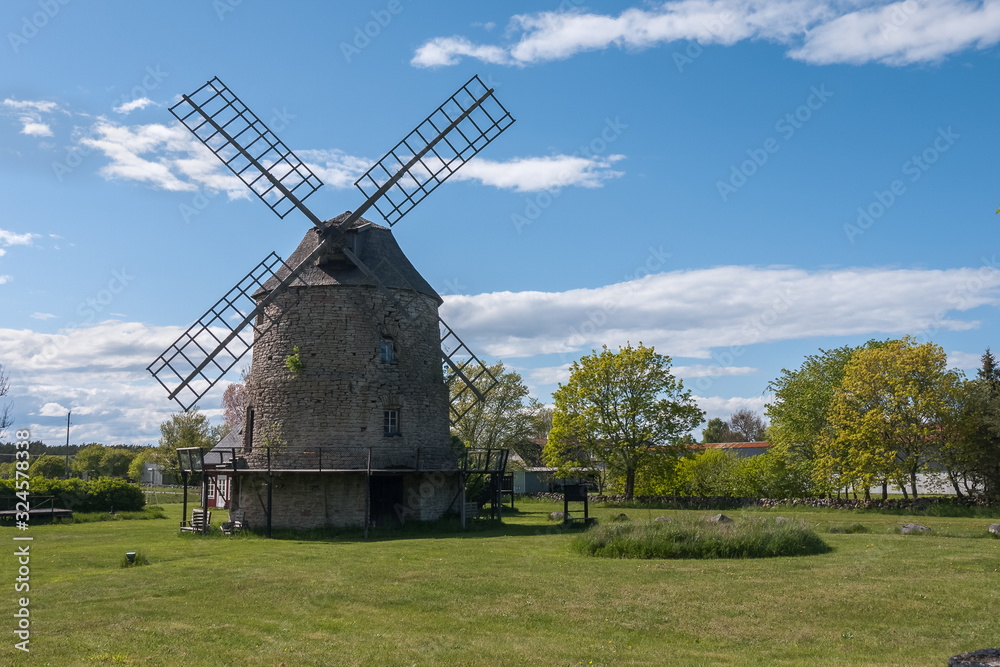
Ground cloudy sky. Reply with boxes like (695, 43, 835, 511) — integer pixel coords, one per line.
(1, 1, 998, 445)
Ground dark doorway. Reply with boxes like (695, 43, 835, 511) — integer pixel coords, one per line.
(369, 475, 404, 527)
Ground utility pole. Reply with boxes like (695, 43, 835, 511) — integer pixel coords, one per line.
(64, 411, 71, 479)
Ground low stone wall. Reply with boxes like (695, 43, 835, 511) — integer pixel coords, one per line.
(521, 493, 997, 510)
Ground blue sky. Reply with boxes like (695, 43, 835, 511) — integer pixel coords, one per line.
(1, 0, 998, 445)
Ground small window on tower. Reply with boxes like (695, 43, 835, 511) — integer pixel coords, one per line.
(383, 409, 400, 437)
(380, 337, 397, 364)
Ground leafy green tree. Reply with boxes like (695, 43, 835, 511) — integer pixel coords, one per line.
(450, 362, 542, 452)
(701, 417, 735, 444)
(156, 408, 213, 480)
(127, 449, 155, 483)
(29, 454, 67, 479)
(545, 343, 704, 499)
(100, 448, 135, 478)
(822, 338, 961, 500)
(72, 443, 107, 479)
(766, 344, 870, 494)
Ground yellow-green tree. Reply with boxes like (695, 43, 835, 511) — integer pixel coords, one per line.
(821, 338, 962, 499)
(545, 343, 703, 499)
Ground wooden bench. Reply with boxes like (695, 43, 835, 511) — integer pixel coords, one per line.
(180, 508, 211, 533)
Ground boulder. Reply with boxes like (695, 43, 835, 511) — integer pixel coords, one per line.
(611, 513, 630, 522)
(900, 523, 930, 535)
(988, 524, 1000, 537)
(705, 513, 733, 524)
(775, 516, 790, 524)
(654, 516, 672, 522)
(548, 511, 564, 521)
(950, 648, 1000, 666)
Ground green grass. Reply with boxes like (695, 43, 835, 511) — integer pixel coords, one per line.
(1, 501, 999, 665)
(573, 516, 832, 559)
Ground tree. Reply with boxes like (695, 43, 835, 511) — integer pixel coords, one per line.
(450, 362, 542, 452)
(72, 443, 107, 479)
(545, 343, 704, 499)
(127, 449, 155, 483)
(29, 454, 68, 479)
(728, 409, 766, 442)
(0, 363, 11, 441)
(156, 408, 213, 480)
(221, 368, 249, 434)
(100, 448, 135, 478)
(766, 344, 868, 494)
(821, 338, 961, 500)
(701, 417, 735, 444)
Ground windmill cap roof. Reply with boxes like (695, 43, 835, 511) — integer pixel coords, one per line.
(255, 212, 441, 303)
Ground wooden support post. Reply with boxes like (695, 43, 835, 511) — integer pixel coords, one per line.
(181, 470, 189, 530)
(266, 446, 272, 539)
(364, 448, 372, 539)
(460, 471, 466, 529)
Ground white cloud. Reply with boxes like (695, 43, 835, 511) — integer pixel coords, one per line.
(0, 276, 11, 285)
(20, 118, 53, 137)
(947, 350, 985, 370)
(0, 320, 233, 444)
(2, 99, 58, 113)
(453, 155, 625, 191)
(112, 97, 156, 115)
(412, 0, 1000, 68)
(38, 402, 68, 417)
(0, 228, 39, 246)
(440, 265, 1000, 359)
(31, 313, 56, 321)
(694, 394, 772, 422)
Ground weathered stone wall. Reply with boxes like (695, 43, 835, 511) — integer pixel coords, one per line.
(232, 471, 461, 530)
(245, 284, 455, 469)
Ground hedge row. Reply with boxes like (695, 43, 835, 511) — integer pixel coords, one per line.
(524, 492, 998, 511)
(0, 477, 146, 512)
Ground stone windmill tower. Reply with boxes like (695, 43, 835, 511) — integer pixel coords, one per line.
(149, 76, 514, 531)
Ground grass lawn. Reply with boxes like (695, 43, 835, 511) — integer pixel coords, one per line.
(2, 499, 999, 666)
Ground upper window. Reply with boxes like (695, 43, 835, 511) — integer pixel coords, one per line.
(380, 338, 396, 364)
(383, 409, 400, 437)
(207, 476, 216, 499)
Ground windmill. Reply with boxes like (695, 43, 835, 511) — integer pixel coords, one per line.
(148, 76, 515, 531)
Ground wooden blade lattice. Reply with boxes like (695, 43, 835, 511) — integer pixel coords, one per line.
(440, 318, 498, 426)
(354, 75, 515, 226)
(170, 77, 323, 221)
(147, 252, 304, 411)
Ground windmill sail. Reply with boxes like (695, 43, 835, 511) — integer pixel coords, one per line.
(170, 77, 324, 224)
(354, 74, 514, 226)
(440, 318, 498, 425)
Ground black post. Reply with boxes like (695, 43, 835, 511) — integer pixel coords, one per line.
(266, 446, 272, 539)
(181, 470, 189, 529)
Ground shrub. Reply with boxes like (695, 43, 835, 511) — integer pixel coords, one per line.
(572, 516, 831, 559)
(0, 477, 145, 512)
